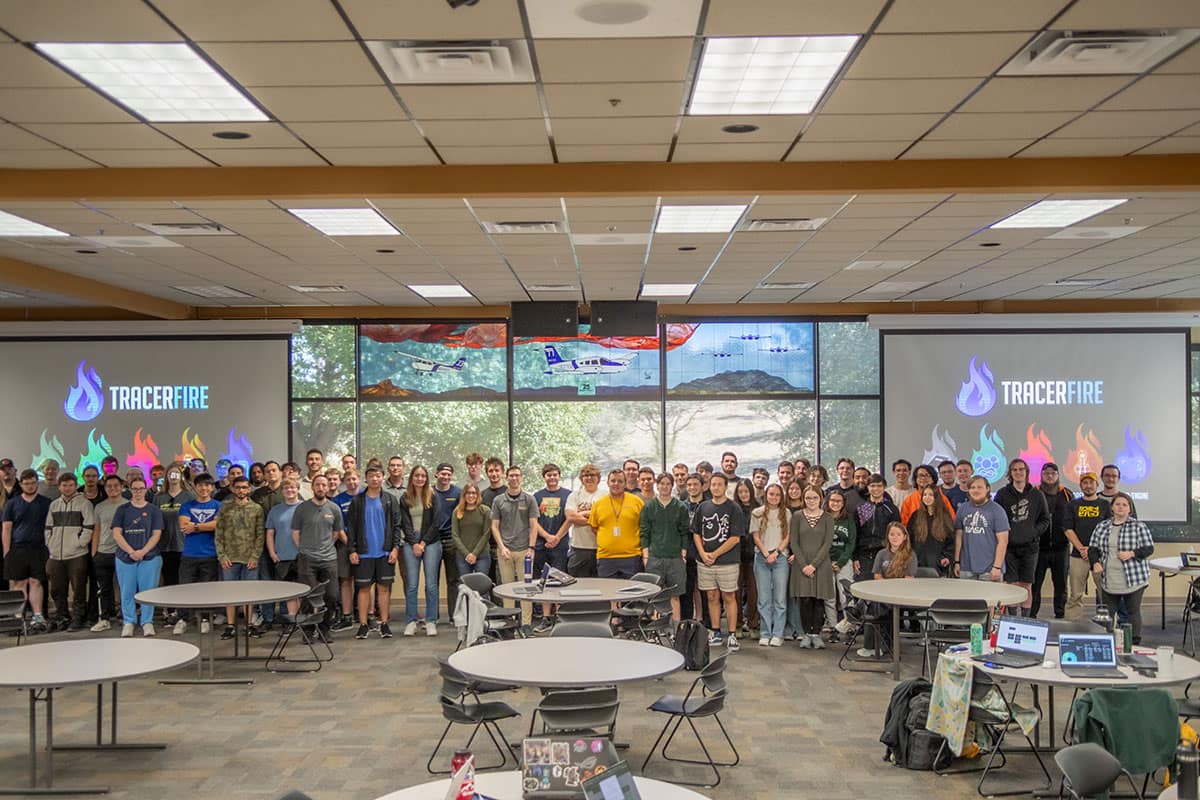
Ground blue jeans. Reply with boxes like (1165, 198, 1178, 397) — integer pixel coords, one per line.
(456, 553, 492, 577)
(403, 540, 442, 624)
(115, 556, 162, 625)
(222, 562, 258, 582)
(753, 552, 789, 638)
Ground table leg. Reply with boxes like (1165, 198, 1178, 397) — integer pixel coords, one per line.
(1163, 572, 1168, 630)
(52, 683, 168, 753)
(892, 607, 901, 681)
(0, 688, 109, 795)
(160, 611, 253, 686)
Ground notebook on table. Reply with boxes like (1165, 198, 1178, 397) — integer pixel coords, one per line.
(560, 589, 603, 597)
(970, 616, 1049, 668)
(1058, 633, 1127, 679)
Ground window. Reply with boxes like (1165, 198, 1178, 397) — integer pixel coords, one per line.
(359, 322, 506, 400)
(512, 401, 661, 488)
(359, 401, 509, 470)
(818, 321, 878, 395)
(666, 321, 814, 395)
(291, 324, 355, 399)
(665, 399, 816, 470)
(513, 323, 659, 399)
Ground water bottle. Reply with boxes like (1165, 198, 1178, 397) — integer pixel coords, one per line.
(523, 552, 533, 584)
(1176, 738, 1198, 800)
(988, 610, 1001, 649)
(970, 623, 984, 656)
(450, 750, 475, 800)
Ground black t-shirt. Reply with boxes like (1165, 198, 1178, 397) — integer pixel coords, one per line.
(690, 499, 745, 566)
(1068, 496, 1111, 557)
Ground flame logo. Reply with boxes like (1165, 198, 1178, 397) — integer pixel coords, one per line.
(1018, 423, 1055, 479)
(970, 425, 1006, 482)
(922, 425, 957, 466)
(1114, 426, 1151, 485)
(29, 429, 66, 478)
(174, 427, 206, 462)
(126, 428, 160, 475)
(219, 427, 254, 473)
(63, 360, 104, 422)
(955, 356, 996, 417)
(1065, 424, 1104, 483)
(75, 428, 114, 476)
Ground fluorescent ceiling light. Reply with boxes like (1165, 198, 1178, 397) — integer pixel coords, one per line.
(990, 198, 1128, 229)
(689, 35, 858, 115)
(35, 42, 267, 123)
(288, 208, 400, 236)
(655, 205, 747, 233)
(642, 283, 696, 296)
(0, 211, 68, 237)
(409, 284, 472, 298)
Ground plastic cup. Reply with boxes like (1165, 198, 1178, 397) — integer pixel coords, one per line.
(1157, 645, 1175, 678)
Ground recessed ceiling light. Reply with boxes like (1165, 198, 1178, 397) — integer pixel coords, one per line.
(741, 217, 826, 232)
(289, 284, 348, 293)
(642, 283, 696, 296)
(408, 284, 472, 299)
(990, 199, 1128, 229)
(721, 123, 759, 134)
(35, 42, 267, 123)
(173, 285, 254, 299)
(758, 281, 815, 290)
(288, 208, 400, 236)
(655, 205, 747, 234)
(689, 35, 859, 115)
(212, 131, 251, 140)
(527, 283, 578, 291)
(0, 210, 68, 237)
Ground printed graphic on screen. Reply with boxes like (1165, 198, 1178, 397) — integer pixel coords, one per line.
(359, 322, 507, 400)
(3, 339, 288, 478)
(882, 331, 1189, 522)
(666, 321, 814, 396)
(512, 323, 669, 399)
(1059, 635, 1116, 665)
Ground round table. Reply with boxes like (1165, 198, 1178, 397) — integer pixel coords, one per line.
(0, 639, 198, 794)
(448, 638, 684, 688)
(375, 771, 711, 800)
(492, 578, 659, 604)
(1149, 556, 1200, 632)
(135, 580, 310, 684)
(850, 578, 1028, 680)
(1160, 784, 1179, 799)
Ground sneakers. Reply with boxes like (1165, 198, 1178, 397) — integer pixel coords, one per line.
(726, 635, 740, 652)
(534, 618, 555, 634)
(142, 623, 155, 637)
(769, 636, 784, 647)
(403, 621, 418, 637)
(834, 618, 853, 634)
(250, 612, 264, 628)
(856, 647, 880, 658)
(221, 625, 236, 640)
(380, 622, 393, 639)
(29, 615, 48, 634)
(798, 634, 812, 649)
(758, 638, 769, 647)
(812, 636, 827, 650)
(247, 625, 263, 638)
(425, 621, 437, 637)
(200, 619, 211, 635)
(173, 619, 187, 636)
(707, 630, 723, 646)
(121, 623, 135, 638)
(519, 625, 533, 638)
(331, 615, 356, 633)
(355, 624, 370, 640)
(90, 619, 111, 633)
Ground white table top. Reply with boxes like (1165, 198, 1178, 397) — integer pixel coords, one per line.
(1149, 556, 1200, 574)
(968, 645, 1200, 688)
(448, 638, 684, 687)
(0, 639, 199, 688)
(1160, 784, 1178, 799)
(850, 577, 1027, 609)
(493, 578, 659, 603)
(375, 771, 711, 800)
(135, 580, 310, 608)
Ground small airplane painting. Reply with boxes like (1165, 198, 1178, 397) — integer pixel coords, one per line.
(395, 351, 467, 375)
(729, 333, 772, 341)
(543, 344, 632, 375)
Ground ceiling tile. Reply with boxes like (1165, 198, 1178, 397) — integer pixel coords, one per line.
(1100, 76, 1200, 111)
(544, 82, 686, 118)
(525, 0, 702, 37)
(1156, 42, 1200, 74)
(1134, 137, 1200, 155)
(340, 0, 526, 39)
(79, 149, 212, 167)
(552, 116, 677, 145)
(1055, 110, 1200, 138)
(0, 0, 181, 41)
(153, 122, 303, 148)
(1015, 137, 1158, 158)
(556, 144, 669, 162)
(0, 88, 136, 123)
(704, 0, 887, 35)
(675, 115, 805, 143)
(25, 123, 182, 149)
(535, 38, 693, 83)
(422, 118, 548, 147)
(316, 147, 439, 166)
(1051, 0, 1200, 30)
(285, 121, 424, 148)
(902, 139, 1027, 159)
(787, 140, 909, 160)
(0, 123, 57, 148)
(801, 113, 940, 142)
(250, 86, 406, 121)
(154, 0, 353, 41)
(926, 111, 1077, 140)
(846, 32, 1028, 79)
(959, 76, 1131, 112)
(399, 85, 542, 120)
(673, 142, 789, 161)
(198, 42, 380, 87)
(437, 145, 553, 165)
(0, 43, 82, 88)
(877, 0, 1063, 32)
(0, 149, 97, 167)
(194, 148, 325, 166)
(821, 78, 980, 114)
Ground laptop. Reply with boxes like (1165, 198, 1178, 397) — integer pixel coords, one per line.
(1182, 552, 1200, 569)
(971, 616, 1049, 668)
(581, 761, 641, 800)
(522, 735, 620, 799)
(1058, 633, 1127, 679)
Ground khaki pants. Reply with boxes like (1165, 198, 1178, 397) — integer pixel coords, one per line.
(496, 548, 533, 626)
(1066, 556, 1093, 620)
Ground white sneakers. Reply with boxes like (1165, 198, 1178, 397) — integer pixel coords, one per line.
(90, 619, 111, 633)
(173, 619, 187, 635)
(425, 622, 437, 637)
(143, 623, 156, 637)
(121, 623, 135, 638)
(769, 636, 783, 647)
(403, 621, 418, 637)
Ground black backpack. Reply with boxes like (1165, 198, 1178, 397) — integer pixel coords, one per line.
(674, 620, 710, 670)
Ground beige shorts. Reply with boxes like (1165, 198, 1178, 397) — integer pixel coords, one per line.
(697, 562, 739, 593)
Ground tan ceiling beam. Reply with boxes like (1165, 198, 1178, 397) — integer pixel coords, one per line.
(2, 155, 1199, 202)
(0, 255, 194, 320)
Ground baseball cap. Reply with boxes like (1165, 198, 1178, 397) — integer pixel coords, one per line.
(435, 462, 454, 474)
(1041, 462, 1059, 472)
(1079, 471, 1099, 483)
(0, 458, 13, 469)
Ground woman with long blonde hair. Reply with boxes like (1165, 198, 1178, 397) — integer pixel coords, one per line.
(751, 483, 790, 647)
(451, 483, 492, 577)
(400, 465, 439, 636)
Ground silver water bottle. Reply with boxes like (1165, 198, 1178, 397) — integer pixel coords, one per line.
(1177, 738, 1199, 800)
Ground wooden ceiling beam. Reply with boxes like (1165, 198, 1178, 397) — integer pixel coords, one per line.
(0, 255, 194, 320)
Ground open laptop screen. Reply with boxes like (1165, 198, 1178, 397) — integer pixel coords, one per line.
(1059, 634, 1117, 666)
(995, 616, 1049, 656)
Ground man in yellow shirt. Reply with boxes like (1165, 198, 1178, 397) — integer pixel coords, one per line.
(588, 470, 645, 580)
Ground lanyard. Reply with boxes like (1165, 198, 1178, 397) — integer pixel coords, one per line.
(610, 493, 625, 522)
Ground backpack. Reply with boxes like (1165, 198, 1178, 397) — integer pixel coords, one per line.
(674, 619, 710, 671)
(902, 692, 951, 771)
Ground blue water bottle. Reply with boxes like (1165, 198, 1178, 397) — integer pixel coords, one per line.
(523, 552, 533, 584)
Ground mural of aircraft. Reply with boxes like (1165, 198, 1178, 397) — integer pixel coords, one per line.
(543, 345, 632, 375)
(395, 351, 467, 375)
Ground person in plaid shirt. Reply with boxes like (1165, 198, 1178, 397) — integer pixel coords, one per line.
(1089, 492, 1153, 645)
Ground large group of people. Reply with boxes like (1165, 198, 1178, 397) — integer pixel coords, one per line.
(0, 446, 1153, 651)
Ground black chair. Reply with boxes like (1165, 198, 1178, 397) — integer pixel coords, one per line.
(1054, 742, 1143, 800)
(458, 573, 522, 646)
(921, 598, 989, 677)
(265, 581, 334, 673)
(612, 572, 662, 637)
(838, 584, 893, 673)
(0, 590, 28, 646)
(427, 662, 519, 775)
(555, 600, 613, 627)
(642, 653, 740, 788)
(536, 687, 620, 737)
(550, 620, 613, 638)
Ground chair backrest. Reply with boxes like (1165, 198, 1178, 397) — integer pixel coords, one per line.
(437, 661, 474, 701)
(557, 601, 611, 615)
(0, 590, 26, 619)
(928, 598, 989, 627)
(1046, 618, 1098, 644)
(302, 581, 328, 615)
(459, 573, 496, 601)
(699, 652, 729, 693)
(550, 620, 613, 638)
(631, 572, 662, 586)
(915, 567, 941, 578)
(538, 686, 618, 710)
(1053, 742, 1125, 798)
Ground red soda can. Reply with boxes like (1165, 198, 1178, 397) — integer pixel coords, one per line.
(450, 750, 474, 799)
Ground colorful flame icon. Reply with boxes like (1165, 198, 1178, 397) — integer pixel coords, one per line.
(1018, 423, 1054, 479)
(1114, 426, 1151, 485)
(922, 424, 957, 466)
(29, 429, 66, 478)
(75, 428, 113, 476)
(63, 360, 104, 422)
(1065, 424, 1104, 483)
(955, 356, 996, 417)
(970, 425, 1006, 482)
(219, 427, 254, 472)
(174, 427, 206, 462)
(126, 428, 160, 475)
